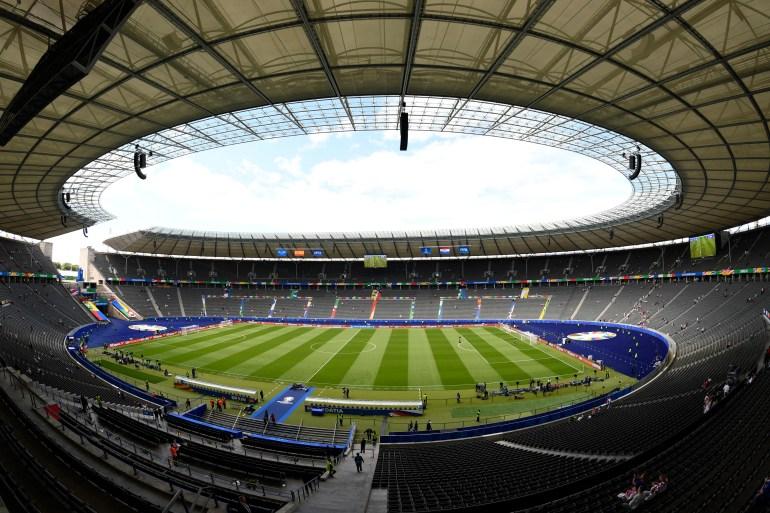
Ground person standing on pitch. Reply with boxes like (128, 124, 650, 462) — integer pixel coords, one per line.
(354, 452, 364, 473)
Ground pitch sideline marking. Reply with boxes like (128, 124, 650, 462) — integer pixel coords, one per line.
(486, 327, 584, 374)
(508, 330, 584, 373)
(456, 329, 582, 380)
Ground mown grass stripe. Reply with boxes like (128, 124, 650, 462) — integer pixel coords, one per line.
(374, 329, 409, 387)
(456, 328, 529, 382)
(407, 329, 442, 388)
(96, 359, 166, 383)
(485, 327, 581, 376)
(165, 325, 286, 365)
(133, 323, 257, 357)
(250, 328, 343, 378)
(308, 330, 376, 385)
(203, 327, 311, 372)
(424, 329, 474, 387)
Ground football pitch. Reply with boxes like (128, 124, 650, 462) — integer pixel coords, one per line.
(105, 323, 593, 390)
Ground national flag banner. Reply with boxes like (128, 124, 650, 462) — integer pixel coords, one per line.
(276, 248, 288, 257)
(294, 249, 305, 257)
(439, 247, 451, 255)
(420, 247, 432, 256)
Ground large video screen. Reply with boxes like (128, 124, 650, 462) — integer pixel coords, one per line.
(689, 233, 717, 259)
(364, 255, 387, 268)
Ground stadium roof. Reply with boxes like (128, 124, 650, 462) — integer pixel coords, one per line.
(2, 0, 770, 255)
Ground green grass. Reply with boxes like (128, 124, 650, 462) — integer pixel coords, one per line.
(104, 324, 600, 389)
(90, 323, 636, 430)
(96, 359, 166, 383)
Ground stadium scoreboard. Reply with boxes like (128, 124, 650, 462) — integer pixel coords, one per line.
(364, 255, 388, 268)
(689, 233, 717, 259)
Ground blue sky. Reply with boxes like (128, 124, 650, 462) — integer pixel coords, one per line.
(48, 130, 631, 263)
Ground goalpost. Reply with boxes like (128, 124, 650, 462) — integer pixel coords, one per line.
(499, 323, 539, 346)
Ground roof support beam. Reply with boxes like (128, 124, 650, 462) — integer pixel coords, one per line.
(442, 0, 554, 130)
(290, 0, 356, 128)
(146, 0, 305, 135)
(524, 0, 704, 111)
(398, 0, 424, 122)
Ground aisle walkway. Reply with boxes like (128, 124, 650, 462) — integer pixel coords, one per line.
(295, 442, 382, 513)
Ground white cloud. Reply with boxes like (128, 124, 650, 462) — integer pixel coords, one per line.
(306, 132, 330, 147)
(47, 133, 631, 263)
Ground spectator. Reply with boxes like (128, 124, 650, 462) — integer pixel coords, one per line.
(628, 473, 668, 509)
(325, 457, 336, 478)
(169, 442, 179, 463)
(723, 382, 730, 396)
(617, 485, 639, 505)
(234, 496, 252, 512)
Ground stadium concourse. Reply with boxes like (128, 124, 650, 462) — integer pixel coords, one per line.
(2, 1, 770, 513)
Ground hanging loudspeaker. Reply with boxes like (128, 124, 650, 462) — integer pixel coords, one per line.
(629, 154, 642, 180)
(133, 151, 147, 179)
(400, 112, 408, 151)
